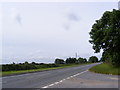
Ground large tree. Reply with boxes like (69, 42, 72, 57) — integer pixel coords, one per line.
(89, 9, 120, 66)
(88, 56, 98, 63)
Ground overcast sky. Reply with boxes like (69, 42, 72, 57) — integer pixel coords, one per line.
(1, 1, 118, 64)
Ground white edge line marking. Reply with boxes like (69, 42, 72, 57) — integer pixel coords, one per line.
(42, 70, 88, 88)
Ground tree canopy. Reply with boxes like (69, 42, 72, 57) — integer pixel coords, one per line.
(89, 9, 120, 66)
(77, 57, 87, 63)
(55, 58, 64, 64)
(65, 57, 77, 64)
(88, 56, 98, 63)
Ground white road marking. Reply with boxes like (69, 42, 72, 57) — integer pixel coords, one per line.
(42, 70, 88, 88)
(42, 86, 49, 88)
(61, 79, 66, 81)
(108, 77, 118, 80)
(48, 83, 55, 86)
(59, 80, 63, 83)
(54, 82, 59, 84)
(66, 77, 71, 79)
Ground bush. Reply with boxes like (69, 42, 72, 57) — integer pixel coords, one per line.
(2, 62, 60, 71)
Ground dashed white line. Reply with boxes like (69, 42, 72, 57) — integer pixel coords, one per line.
(66, 77, 71, 79)
(42, 70, 88, 88)
(48, 83, 55, 87)
(42, 86, 49, 88)
(54, 82, 59, 84)
(62, 79, 66, 81)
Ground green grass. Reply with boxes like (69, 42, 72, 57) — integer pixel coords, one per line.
(89, 63, 120, 75)
(1, 63, 91, 77)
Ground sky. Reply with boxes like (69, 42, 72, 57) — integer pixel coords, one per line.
(1, 1, 119, 64)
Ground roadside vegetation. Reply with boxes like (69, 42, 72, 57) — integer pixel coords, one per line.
(89, 9, 120, 74)
(89, 63, 120, 75)
(1, 56, 98, 76)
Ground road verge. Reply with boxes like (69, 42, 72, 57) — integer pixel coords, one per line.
(89, 63, 120, 75)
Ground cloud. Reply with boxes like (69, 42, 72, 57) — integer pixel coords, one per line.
(63, 23, 70, 30)
(10, 8, 22, 25)
(16, 14, 22, 25)
(64, 7, 80, 21)
(62, 8, 80, 30)
(68, 13, 80, 21)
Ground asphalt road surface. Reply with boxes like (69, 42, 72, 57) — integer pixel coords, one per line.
(2, 63, 119, 88)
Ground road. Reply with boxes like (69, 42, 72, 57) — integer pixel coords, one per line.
(2, 63, 119, 88)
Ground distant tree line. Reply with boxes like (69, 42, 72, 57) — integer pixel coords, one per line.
(2, 56, 99, 71)
(55, 56, 99, 64)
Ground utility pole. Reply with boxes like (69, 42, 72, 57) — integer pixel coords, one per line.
(75, 53, 77, 59)
(118, 1, 120, 10)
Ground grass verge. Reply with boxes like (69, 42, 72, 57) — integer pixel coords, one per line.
(2, 63, 91, 77)
(89, 63, 120, 75)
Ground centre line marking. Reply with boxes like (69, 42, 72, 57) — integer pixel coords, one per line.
(42, 70, 88, 88)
